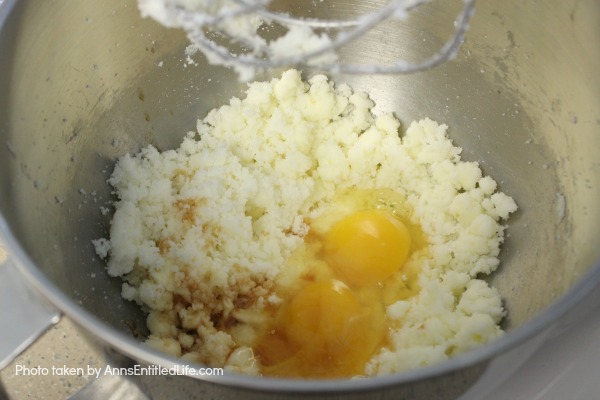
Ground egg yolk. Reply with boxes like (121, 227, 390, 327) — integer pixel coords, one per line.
(323, 209, 411, 287)
(255, 280, 385, 378)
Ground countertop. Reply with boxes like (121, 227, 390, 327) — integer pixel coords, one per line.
(0, 317, 102, 399)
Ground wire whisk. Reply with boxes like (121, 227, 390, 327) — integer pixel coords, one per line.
(138, 0, 476, 80)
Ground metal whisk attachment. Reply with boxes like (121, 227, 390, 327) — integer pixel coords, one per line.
(138, 0, 476, 80)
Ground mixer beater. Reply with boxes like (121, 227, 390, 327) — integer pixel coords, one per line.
(138, 0, 476, 80)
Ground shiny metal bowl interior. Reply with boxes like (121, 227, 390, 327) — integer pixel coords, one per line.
(0, 0, 599, 397)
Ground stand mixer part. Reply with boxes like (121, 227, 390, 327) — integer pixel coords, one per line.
(138, 0, 477, 80)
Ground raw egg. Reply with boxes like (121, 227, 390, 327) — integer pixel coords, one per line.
(253, 188, 426, 378)
(255, 279, 385, 378)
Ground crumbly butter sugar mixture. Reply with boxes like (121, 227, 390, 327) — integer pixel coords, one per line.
(94, 69, 517, 378)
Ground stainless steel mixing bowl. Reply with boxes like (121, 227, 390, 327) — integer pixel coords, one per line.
(0, 0, 599, 398)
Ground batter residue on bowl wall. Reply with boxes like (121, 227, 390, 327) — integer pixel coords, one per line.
(93, 69, 517, 377)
